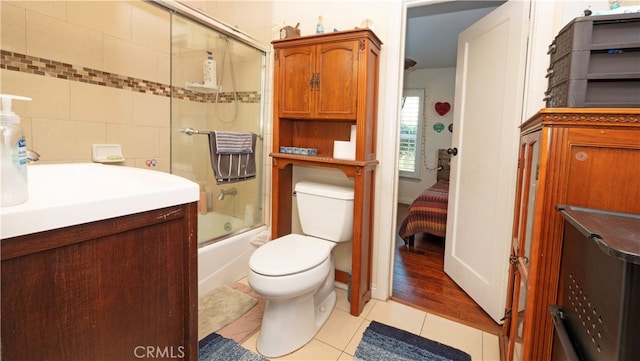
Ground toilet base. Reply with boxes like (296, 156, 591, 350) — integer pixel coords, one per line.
(256, 288, 336, 358)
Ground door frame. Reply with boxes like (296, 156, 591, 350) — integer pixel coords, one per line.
(373, 0, 555, 302)
(374, 0, 465, 301)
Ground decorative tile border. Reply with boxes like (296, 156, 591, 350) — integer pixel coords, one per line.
(0, 50, 260, 104)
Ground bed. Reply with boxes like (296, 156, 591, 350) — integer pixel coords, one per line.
(398, 149, 451, 247)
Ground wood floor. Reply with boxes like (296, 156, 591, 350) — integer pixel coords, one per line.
(391, 203, 502, 335)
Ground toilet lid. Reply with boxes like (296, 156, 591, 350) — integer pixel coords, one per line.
(250, 234, 334, 276)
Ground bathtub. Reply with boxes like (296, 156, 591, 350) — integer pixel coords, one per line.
(197, 211, 248, 245)
(197, 213, 268, 297)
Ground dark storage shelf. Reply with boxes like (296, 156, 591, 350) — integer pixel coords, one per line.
(580, 102, 640, 108)
(545, 13, 640, 108)
(587, 72, 640, 79)
(557, 204, 640, 263)
(590, 41, 640, 51)
(556, 204, 640, 360)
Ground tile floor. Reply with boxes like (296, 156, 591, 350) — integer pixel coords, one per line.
(236, 279, 501, 361)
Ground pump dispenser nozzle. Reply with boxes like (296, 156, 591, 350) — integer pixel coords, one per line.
(0, 94, 32, 124)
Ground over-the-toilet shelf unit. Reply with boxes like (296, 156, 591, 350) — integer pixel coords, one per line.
(270, 28, 381, 316)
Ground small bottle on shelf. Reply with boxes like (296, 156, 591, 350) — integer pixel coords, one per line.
(316, 16, 324, 34)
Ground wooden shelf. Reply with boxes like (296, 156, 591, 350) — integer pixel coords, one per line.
(271, 152, 378, 168)
(271, 29, 381, 316)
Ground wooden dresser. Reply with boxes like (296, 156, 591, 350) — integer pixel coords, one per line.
(270, 29, 381, 316)
(501, 108, 640, 360)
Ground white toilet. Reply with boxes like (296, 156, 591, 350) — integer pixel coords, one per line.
(248, 181, 354, 358)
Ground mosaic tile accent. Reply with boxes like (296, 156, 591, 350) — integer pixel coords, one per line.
(0, 50, 260, 104)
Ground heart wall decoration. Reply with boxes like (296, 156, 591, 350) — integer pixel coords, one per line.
(435, 102, 451, 116)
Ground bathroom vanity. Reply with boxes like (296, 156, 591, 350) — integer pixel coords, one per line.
(0, 164, 199, 360)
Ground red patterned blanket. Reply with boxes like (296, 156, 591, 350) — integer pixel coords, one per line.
(398, 180, 449, 246)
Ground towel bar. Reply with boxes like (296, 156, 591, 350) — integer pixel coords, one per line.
(180, 127, 262, 140)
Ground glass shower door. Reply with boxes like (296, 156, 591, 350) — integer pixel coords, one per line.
(169, 12, 266, 246)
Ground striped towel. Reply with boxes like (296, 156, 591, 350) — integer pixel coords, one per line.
(208, 131, 257, 184)
(215, 131, 254, 154)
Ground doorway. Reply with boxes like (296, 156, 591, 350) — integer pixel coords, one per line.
(391, 0, 504, 334)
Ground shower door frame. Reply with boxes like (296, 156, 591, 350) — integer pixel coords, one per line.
(154, 0, 268, 53)
(157, 0, 269, 236)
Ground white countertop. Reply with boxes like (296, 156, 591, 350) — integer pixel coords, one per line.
(1, 163, 199, 239)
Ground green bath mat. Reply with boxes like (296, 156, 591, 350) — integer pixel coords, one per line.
(198, 285, 258, 340)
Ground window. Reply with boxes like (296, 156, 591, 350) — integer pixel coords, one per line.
(399, 89, 424, 178)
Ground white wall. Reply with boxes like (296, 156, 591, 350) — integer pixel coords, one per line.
(398, 67, 455, 204)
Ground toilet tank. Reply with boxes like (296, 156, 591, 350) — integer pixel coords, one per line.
(294, 181, 354, 242)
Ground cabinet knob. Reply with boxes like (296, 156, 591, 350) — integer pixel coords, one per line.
(545, 68, 554, 78)
(309, 73, 316, 90)
(447, 147, 458, 156)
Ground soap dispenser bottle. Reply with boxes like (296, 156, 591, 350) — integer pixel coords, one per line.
(0, 94, 32, 207)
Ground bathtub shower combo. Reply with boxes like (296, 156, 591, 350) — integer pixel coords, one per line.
(162, 1, 268, 296)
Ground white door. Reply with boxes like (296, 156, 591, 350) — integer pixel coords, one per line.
(444, 0, 530, 323)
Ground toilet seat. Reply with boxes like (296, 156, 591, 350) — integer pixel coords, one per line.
(250, 234, 333, 276)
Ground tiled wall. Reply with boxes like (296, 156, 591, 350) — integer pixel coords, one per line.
(0, 1, 171, 169)
(0, 0, 273, 174)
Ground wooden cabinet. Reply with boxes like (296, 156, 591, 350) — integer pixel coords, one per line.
(500, 108, 640, 361)
(271, 29, 381, 316)
(502, 128, 540, 360)
(276, 40, 359, 119)
(1, 204, 198, 361)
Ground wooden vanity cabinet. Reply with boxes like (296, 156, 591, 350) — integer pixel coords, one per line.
(271, 29, 381, 316)
(1, 203, 198, 361)
(500, 108, 640, 361)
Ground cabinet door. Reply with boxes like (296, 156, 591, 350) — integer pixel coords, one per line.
(316, 40, 359, 119)
(503, 131, 540, 361)
(276, 45, 315, 118)
(1, 205, 197, 360)
(518, 131, 539, 265)
(510, 264, 529, 361)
